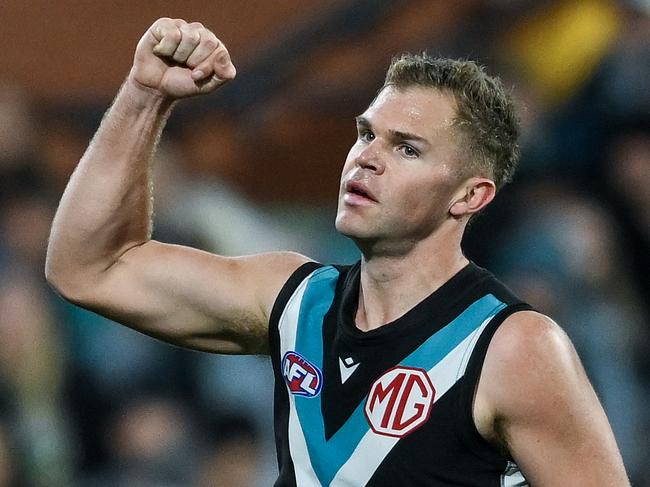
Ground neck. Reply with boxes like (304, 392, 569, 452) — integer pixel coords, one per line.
(355, 223, 468, 331)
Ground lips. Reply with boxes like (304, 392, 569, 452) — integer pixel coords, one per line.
(345, 180, 378, 203)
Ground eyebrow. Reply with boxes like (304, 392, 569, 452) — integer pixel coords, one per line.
(355, 116, 431, 148)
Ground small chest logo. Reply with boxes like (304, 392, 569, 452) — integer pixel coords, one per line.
(282, 351, 323, 398)
(365, 366, 435, 438)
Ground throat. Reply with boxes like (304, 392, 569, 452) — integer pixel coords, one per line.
(353, 276, 428, 332)
(354, 252, 469, 332)
(355, 294, 389, 332)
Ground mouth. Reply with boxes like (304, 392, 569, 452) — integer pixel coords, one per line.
(344, 180, 378, 205)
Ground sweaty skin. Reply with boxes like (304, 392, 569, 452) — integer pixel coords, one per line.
(46, 18, 630, 485)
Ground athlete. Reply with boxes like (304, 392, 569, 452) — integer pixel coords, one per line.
(46, 18, 629, 486)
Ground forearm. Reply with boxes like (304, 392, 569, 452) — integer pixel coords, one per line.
(46, 76, 174, 293)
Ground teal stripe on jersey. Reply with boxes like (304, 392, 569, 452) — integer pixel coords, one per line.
(293, 266, 341, 484)
(293, 275, 506, 486)
(401, 294, 506, 369)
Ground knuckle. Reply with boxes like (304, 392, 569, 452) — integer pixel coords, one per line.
(156, 17, 173, 25)
(169, 28, 182, 43)
(203, 37, 219, 50)
(180, 24, 200, 42)
(217, 50, 231, 64)
(153, 17, 172, 35)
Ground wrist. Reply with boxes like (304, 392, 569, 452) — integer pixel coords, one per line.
(122, 72, 177, 112)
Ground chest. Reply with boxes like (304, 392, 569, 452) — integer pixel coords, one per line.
(276, 278, 508, 486)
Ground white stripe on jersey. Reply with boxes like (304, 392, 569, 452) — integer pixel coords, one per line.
(278, 272, 322, 487)
(501, 461, 529, 487)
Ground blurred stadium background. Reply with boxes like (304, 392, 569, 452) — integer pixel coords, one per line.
(0, 0, 649, 485)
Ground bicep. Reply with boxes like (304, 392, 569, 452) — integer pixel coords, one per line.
(74, 240, 311, 354)
(481, 312, 629, 486)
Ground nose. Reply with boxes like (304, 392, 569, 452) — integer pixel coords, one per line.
(355, 140, 385, 175)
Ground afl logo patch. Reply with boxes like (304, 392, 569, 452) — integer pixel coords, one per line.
(365, 366, 435, 438)
(282, 351, 323, 398)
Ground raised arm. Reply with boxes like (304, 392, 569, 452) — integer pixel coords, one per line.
(476, 311, 630, 485)
(45, 18, 310, 355)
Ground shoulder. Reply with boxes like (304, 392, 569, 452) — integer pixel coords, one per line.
(480, 311, 581, 411)
(477, 310, 601, 442)
(487, 310, 574, 373)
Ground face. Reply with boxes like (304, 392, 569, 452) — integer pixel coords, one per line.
(335, 85, 465, 249)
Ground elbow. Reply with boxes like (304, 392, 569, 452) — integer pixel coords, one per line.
(44, 259, 76, 302)
(45, 271, 96, 307)
(44, 250, 63, 292)
(44, 253, 92, 304)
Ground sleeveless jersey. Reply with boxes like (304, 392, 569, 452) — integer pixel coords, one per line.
(269, 261, 532, 486)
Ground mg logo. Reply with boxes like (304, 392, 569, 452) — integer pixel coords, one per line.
(282, 351, 323, 398)
(365, 366, 435, 438)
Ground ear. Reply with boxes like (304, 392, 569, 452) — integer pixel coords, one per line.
(449, 178, 497, 217)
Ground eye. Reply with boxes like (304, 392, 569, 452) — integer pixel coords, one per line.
(398, 144, 419, 158)
(359, 130, 375, 142)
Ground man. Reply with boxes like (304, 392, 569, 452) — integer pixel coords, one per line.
(46, 18, 629, 486)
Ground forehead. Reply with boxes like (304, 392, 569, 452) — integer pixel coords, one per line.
(361, 85, 458, 136)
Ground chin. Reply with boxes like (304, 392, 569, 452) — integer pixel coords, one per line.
(335, 217, 375, 242)
(334, 217, 354, 237)
(335, 215, 359, 238)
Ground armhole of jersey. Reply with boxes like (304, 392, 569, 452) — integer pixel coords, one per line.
(458, 302, 534, 453)
(269, 261, 323, 339)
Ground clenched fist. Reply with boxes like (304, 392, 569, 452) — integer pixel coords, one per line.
(130, 18, 236, 99)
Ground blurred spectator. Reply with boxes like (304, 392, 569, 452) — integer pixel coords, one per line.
(36, 108, 96, 198)
(501, 0, 622, 106)
(601, 1, 650, 120)
(0, 192, 53, 272)
(53, 298, 198, 475)
(600, 119, 650, 409)
(0, 422, 23, 487)
(195, 416, 263, 487)
(0, 81, 35, 169)
(604, 119, 650, 241)
(0, 273, 75, 486)
(167, 115, 308, 256)
(80, 396, 199, 487)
